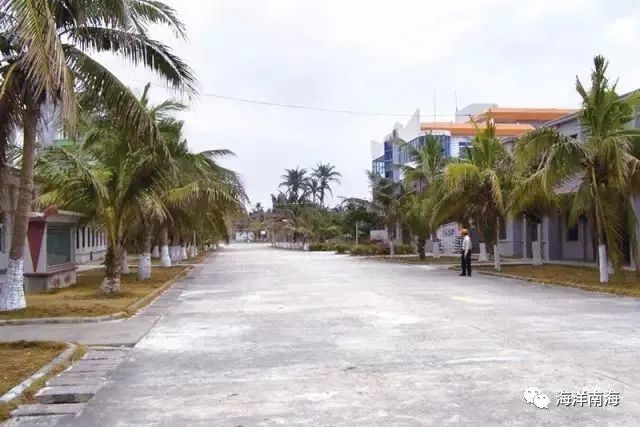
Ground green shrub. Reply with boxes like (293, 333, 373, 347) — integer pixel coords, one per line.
(374, 243, 389, 255)
(396, 244, 415, 255)
(308, 243, 327, 251)
(334, 244, 350, 254)
(350, 245, 369, 255)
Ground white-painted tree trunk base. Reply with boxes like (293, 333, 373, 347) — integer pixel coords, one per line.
(137, 253, 151, 280)
(151, 246, 160, 259)
(433, 241, 441, 258)
(189, 246, 196, 258)
(100, 275, 121, 294)
(121, 250, 130, 274)
(170, 246, 178, 263)
(0, 259, 27, 311)
(478, 243, 488, 261)
(598, 244, 609, 283)
(303, 242, 309, 251)
(160, 245, 172, 267)
(532, 242, 543, 266)
(389, 240, 395, 257)
(493, 244, 501, 271)
(181, 246, 187, 261)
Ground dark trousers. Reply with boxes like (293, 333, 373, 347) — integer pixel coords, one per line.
(461, 251, 472, 276)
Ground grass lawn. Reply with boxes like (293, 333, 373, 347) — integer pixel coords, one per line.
(371, 255, 461, 264)
(0, 341, 77, 420)
(0, 266, 187, 320)
(477, 264, 640, 297)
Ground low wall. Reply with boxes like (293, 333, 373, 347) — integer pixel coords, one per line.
(273, 242, 309, 251)
(75, 249, 107, 264)
(24, 264, 77, 292)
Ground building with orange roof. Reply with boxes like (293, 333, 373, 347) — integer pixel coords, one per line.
(369, 103, 577, 254)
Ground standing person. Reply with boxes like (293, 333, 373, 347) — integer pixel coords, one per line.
(460, 229, 472, 277)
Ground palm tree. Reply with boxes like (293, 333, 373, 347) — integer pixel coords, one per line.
(312, 163, 342, 206)
(402, 193, 430, 260)
(36, 106, 246, 293)
(398, 135, 446, 191)
(306, 177, 320, 204)
(347, 171, 405, 256)
(279, 167, 309, 203)
(513, 56, 640, 282)
(159, 144, 247, 267)
(0, 0, 196, 310)
(431, 120, 513, 271)
(397, 135, 447, 257)
(35, 100, 174, 293)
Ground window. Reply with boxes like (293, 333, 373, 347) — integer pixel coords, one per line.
(47, 226, 71, 266)
(458, 139, 471, 158)
(92, 230, 95, 247)
(76, 228, 80, 249)
(0, 221, 4, 253)
(566, 215, 579, 241)
(372, 155, 385, 177)
(81, 227, 85, 248)
(499, 218, 507, 240)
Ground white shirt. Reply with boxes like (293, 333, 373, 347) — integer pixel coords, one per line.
(462, 235, 472, 254)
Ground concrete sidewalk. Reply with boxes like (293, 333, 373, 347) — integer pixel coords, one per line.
(0, 270, 199, 347)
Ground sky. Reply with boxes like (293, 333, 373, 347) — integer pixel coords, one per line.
(102, 0, 640, 209)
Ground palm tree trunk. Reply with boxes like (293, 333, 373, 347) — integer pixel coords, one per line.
(0, 105, 38, 311)
(160, 225, 171, 267)
(138, 226, 152, 280)
(121, 248, 130, 274)
(189, 230, 197, 258)
(170, 235, 178, 262)
(101, 242, 122, 294)
(494, 220, 501, 272)
(417, 236, 426, 260)
(631, 197, 640, 278)
(592, 181, 609, 283)
(387, 223, 395, 256)
(151, 241, 160, 259)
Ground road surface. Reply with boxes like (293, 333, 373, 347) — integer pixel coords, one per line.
(66, 244, 640, 425)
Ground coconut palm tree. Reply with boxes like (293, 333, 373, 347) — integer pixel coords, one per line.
(513, 56, 640, 282)
(402, 193, 430, 260)
(312, 163, 342, 206)
(396, 135, 448, 257)
(159, 142, 247, 267)
(0, 0, 196, 310)
(35, 108, 168, 293)
(431, 120, 514, 271)
(279, 167, 309, 203)
(36, 105, 246, 293)
(347, 171, 405, 256)
(306, 177, 321, 204)
(398, 135, 446, 191)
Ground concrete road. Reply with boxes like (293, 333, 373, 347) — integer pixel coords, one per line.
(67, 244, 640, 426)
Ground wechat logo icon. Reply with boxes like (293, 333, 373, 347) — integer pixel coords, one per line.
(524, 387, 550, 409)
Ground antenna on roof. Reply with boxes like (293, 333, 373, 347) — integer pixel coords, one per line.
(454, 90, 458, 114)
(433, 88, 436, 122)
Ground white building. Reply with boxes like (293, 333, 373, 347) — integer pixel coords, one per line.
(369, 104, 575, 254)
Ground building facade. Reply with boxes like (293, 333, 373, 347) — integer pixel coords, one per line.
(369, 104, 576, 253)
